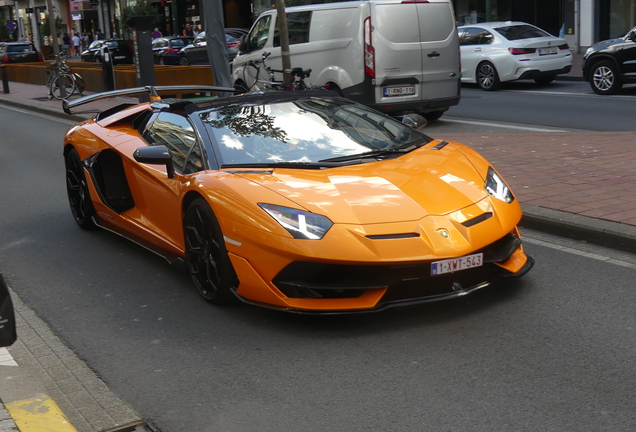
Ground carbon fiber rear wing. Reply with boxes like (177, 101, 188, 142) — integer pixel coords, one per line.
(62, 85, 237, 115)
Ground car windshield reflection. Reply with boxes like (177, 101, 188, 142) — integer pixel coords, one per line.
(201, 97, 432, 167)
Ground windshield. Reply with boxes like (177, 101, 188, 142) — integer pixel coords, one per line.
(495, 24, 551, 40)
(200, 97, 432, 167)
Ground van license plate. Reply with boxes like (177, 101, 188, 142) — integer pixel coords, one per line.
(383, 86, 415, 97)
(538, 47, 558, 55)
(431, 253, 483, 276)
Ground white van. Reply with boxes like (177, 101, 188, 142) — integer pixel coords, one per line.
(231, 0, 461, 120)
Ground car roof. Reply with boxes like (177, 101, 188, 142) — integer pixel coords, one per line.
(458, 21, 531, 29)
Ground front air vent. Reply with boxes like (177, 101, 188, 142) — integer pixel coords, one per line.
(366, 233, 420, 240)
(462, 212, 493, 228)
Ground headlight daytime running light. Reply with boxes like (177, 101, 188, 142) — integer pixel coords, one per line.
(485, 167, 515, 203)
(259, 204, 333, 240)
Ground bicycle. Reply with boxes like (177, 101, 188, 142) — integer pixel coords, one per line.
(45, 54, 85, 100)
(242, 51, 312, 92)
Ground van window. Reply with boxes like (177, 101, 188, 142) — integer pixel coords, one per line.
(274, 11, 312, 47)
(247, 15, 272, 51)
(417, 3, 456, 42)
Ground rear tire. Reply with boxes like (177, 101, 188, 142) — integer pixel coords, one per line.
(184, 198, 239, 305)
(477, 61, 500, 91)
(180, 56, 190, 66)
(424, 110, 444, 121)
(590, 60, 622, 95)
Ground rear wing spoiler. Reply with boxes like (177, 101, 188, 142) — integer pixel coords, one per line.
(62, 85, 237, 115)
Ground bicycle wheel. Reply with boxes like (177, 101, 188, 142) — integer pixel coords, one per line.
(73, 73, 85, 96)
(243, 62, 261, 90)
(51, 73, 76, 100)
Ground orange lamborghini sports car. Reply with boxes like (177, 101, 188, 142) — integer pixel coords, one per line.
(63, 86, 533, 313)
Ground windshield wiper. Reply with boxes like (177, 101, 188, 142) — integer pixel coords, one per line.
(318, 144, 419, 163)
(221, 161, 364, 170)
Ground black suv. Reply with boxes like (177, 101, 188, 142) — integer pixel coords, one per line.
(582, 26, 636, 95)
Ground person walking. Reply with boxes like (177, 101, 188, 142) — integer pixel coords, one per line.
(183, 23, 194, 37)
(72, 33, 80, 57)
(97, 29, 105, 40)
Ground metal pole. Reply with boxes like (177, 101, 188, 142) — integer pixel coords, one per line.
(574, 0, 580, 54)
(1, 65, 10, 94)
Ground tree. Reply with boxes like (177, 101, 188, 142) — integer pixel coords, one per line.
(40, 16, 64, 38)
(121, 0, 161, 34)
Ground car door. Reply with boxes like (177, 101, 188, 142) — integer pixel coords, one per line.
(189, 33, 209, 65)
(459, 27, 491, 81)
(617, 28, 636, 78)
(128, 112, 207, 249)
(234, 14, 274, 89)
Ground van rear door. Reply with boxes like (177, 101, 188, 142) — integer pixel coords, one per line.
(371, 0, 459, 107)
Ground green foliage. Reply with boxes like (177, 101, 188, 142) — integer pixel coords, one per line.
(0, 23, 9, 41)
(40, 16, 64, 38)
(121, 0, 161, 33)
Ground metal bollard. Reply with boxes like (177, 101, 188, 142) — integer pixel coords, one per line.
(0, 64, 9, 94)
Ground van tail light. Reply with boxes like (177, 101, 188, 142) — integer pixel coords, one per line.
(37, 53, 44, 61)
(508, 47, 536, 55)
(364, 17, 375, 79)
(558, 43, 570, 50)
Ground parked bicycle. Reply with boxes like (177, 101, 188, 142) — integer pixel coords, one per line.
(242, 51, 312, 92)
(45, 53, 85, 100)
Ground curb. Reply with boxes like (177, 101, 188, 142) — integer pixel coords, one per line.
(0, 97, 89, 123)
(521, 204, 636, 254)
(0, 286, 152, 432)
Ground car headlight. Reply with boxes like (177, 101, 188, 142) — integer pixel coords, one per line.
(485, 167, 514, 203)
(259, 204, 333, 239)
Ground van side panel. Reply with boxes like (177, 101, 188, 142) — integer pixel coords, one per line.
(416, 2, 460, 100)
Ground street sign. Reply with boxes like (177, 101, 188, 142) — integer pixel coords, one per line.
(25, 7, 33, 13)
(6, 21, 16, 32)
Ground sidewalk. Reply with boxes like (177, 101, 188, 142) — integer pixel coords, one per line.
(1, 63, 635, 431)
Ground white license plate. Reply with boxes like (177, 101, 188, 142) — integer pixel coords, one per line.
(431, 253, 483, 276)
(383, 86, 415, 97)
(538, 47, 558, 56)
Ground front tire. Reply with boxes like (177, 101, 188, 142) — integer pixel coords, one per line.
(65, 148, 96, 230)
(477, 61, 500, 91)
(184, 198, 238, 305)
(590, 60, 622, 95)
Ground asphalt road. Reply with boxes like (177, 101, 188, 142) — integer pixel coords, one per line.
(1, 100, 636, 431)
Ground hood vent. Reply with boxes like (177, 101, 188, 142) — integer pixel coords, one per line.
(366, 233, 420, 240)
(462, 212, 493, 228)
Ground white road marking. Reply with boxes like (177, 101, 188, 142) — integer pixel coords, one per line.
(0, 348, 18, 367)
(441, 118, 568, 133)
(523, 236, 636, 270)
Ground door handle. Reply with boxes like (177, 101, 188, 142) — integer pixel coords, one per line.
(474, 48, 482, 52)
(427, 51, 440, 58)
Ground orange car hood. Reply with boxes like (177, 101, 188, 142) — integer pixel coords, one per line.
(235, 144, 490, 224)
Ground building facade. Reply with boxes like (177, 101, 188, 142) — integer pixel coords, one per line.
(1, 0, 635, 53)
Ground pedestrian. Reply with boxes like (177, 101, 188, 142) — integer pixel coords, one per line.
(80, 32, 87, 51)
(72, 33, 80, 57)
(62, 33, 71, 52)
(88, 32, 94, 44)
(152, 28, 163, 39)
(193, 25, 201, 37)
(97, 29, 105, 40)
(18, 34, 27, 42)
(183, 23, 194, 37)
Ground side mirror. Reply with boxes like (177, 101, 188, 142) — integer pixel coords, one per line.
(134, 145, 175, 179)
(401, 114, 427, 129)
(239, 35, 248, 54)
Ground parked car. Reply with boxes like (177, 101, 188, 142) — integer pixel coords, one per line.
(179, 28, 248, 66)
(232, 0, 460, 121)
(458, 21, 572, 90)
(582, 25, 636, 95)
(62, 86, 533, 313)
(0, 42, 43, 64)
(152, 36, 193, 65)
(81, 39, 133, 64)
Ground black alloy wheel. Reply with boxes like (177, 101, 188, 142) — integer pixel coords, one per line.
(477, 61, 501, 91)
(179, 56, 190, 66)
(65, 148, 96, 230)
(184, 198, 238, 304)
(590, 60, 622, 95)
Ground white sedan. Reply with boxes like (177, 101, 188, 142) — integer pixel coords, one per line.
(458, 21, 572, 90)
